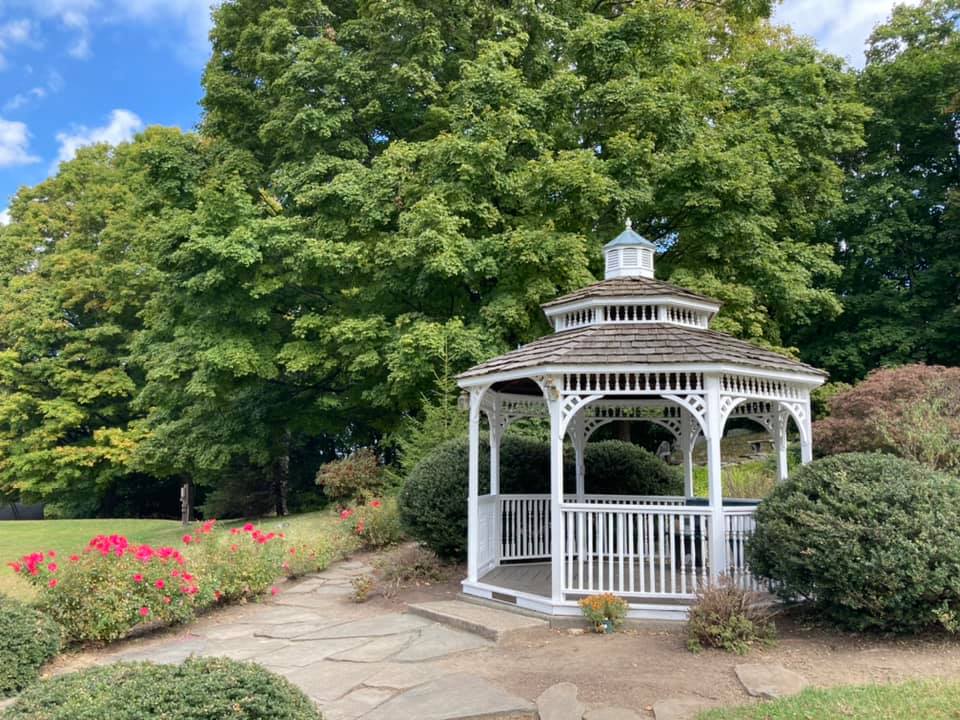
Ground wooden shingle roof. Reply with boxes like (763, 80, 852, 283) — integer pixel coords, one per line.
(541, 277, 721, 309)
(458, 323, 826, 380)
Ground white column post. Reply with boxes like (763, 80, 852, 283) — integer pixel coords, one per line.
(488, 394, 503, 566)
(773, 409, 789, 481)
(800, 392, 813, 465)
(680, 410, 695, 497)
(545, 377, 565, 604)
(572, 413, 586, 500)
(704, 376, 726, 581)
(466, 386, 485, 584)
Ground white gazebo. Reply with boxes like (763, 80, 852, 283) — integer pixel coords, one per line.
(457, 222, 826, 620)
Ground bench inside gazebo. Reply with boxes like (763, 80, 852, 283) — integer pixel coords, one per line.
(456, 222, 826, 620)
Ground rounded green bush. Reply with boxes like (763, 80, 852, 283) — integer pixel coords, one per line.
(3, 657, 321, 720)
(399, 436, 682, 560)
(0, 596, 61, 697)
(747, 452, 960, 633)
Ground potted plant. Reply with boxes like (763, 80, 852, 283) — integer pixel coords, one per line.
(578, 593, 628, 633)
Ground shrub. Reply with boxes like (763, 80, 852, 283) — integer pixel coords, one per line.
(374, 544, 449, 598)
(814, 364, 960, 473)
(686, 578, 776, 654)
(747, 453, 960, 633)
(0, 596, 60, 697)
(350, 575, 375, 603)
(578, 593, 628, 633)
(315, 448, 386, 502)
(199, 470, 276, 519)
(338, 497, 405, 549)
(282, 533, 357, 579)
(3, 657, 321, 720)
(11, 536, 199, 644)
(399, 436, 682, 559)
(187, 521, 286, 605)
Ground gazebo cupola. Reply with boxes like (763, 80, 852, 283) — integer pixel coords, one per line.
(603, 218, 656, 279)
(544, 222, 718, 332)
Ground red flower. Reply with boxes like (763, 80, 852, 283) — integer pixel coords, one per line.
(201, 519, 216, 534)
(242, 523, 254, 532)
(133, 573, 144, 583)
(339, 509, 353, 521)
(8, 562, 21, 573)
(48, 578, 58, 589)
(356, 521, 365, 535)
(370, 500, 382, 508)
(214, 590, 223, 601)
(47, 550, 56, 558)
(181, 534, 193, 545)
(69, 554, 80, 563)
(155, 579, 165, 590)
(270, 587, 280, 596)
(171, 569, 181, 578)
(47, 562, 58, 573)
(230, 544, 238, 553)
(289, 548, 296, 555)
(230, 528, 240, 535)
(139, 607, 150, 617)
(162, 596, 172, 605)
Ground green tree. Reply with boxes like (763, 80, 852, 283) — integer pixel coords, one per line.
(796, 0, 960, 380)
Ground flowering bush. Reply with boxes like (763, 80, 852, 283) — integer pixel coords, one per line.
(11, 536, 198, 643)
(186, 521, 286, 604)
(315, 448, 386, 502)
(282, 533, 358, 579)
(338, 497, 404, 549)
(578, 593, 628, 633)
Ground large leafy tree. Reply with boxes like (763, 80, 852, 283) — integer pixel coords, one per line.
(795, 0, 960, 380)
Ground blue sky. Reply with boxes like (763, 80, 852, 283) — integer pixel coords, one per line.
(0, 0, 918, 222)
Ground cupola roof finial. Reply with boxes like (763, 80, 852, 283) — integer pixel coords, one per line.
(603, 218, 656, 279)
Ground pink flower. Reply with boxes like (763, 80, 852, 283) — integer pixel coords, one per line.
(133, 573, 144, 583)
(181, 534, 193, 545)
(69, 554, 80, 563)
(339, 509, 353, 521)
(8, 562, 21, 573)
(155, 579, 165, 590)
(47, 562, 58, 573)
(370, 500, 382, 508)
(242, 523, 254, 533)
(270, 587, 280, 596)
(139, 607, 150, 617)
(162, 596, 172, 605)
(230, 544, 238, 553)
(230, 528, 240, 535)
(48, 578, 58, 589)
(47, 550, 56, 558)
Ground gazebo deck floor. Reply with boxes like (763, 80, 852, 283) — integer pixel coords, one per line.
(480, 561, 709, 603)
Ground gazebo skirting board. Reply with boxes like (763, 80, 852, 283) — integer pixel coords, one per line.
(462, 493, 761, 621)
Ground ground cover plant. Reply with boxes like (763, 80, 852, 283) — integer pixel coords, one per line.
(2, 657, 322, 720)
(696, 678, 960, 720)
(579, 593, 628, 633)
(0, 595, 61, 697)
(748, 452, 960, 633)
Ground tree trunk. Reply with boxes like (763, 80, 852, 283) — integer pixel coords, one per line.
(618, 421, 632, 443)
(180, 479, 192, 526)
(274, 435, 290, 517)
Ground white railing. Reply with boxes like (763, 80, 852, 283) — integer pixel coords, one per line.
(477, 495, 498, 574)
(560, 503, 713, 599)
(724, 508, 761, 591)
(499, 494, 688, 561)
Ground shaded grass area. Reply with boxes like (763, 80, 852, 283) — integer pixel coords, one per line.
(692, 461, 776, 499)
(0, 510, 342, 601)
(698, 679, 960, 719)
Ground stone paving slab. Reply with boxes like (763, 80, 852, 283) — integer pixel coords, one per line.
(583, 708, 644, 720)
(108, 635, 207, 665)
(329, 632, 417, 662)
(652, 697, 712, 720)
(258, 637, 370, 668)
(409, 600, 548, 642)
(363, 661, 454, 690)
(297, 613, 431, 640)
(391, 624, 491, 662)
(735, 663, 808, 699)
(536, 682, 586, 720)
(254, 621, 334, 640)
(321, 686, 397, 720)
(363, 673, 537, 720)
(200, 636, 288, 661)
(283, 660, 385, 703)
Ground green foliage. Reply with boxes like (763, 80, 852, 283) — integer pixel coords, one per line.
(686, 578, 775, 654)
(795, 1, 960, 380)
(814, 364, 960, 474)
(692, 461, 776, 499)
(810, 381, 852, 420)
(578, 593, 628, 633)
(748, 453, 960, 633)
(187, 524, 285, 605)
(338, 498, 405, 549)
(398, 436, 681, 559)
(0, 596, 61, 697)
(198, 470, 277, 519)
(316, 449, 385, 503)
(3, 658, 321, 720)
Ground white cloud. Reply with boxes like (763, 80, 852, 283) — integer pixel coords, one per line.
(54, 108, 142, 168)
(0, 117, 39, 167)
(0, 209, 10, 226)
(4, 70, 65, 113)
(0, 18, 34, 69)
(773, 0, 922, 67)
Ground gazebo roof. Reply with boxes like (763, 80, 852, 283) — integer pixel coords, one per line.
(458, 323, 826, 381)
(541, 276, 720, 310)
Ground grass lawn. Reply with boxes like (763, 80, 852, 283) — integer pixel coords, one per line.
(698, 679, 960, 719)
(0, 509, 342, 601)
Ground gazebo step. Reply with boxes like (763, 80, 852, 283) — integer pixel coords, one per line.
(407, 600, 548, 642)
